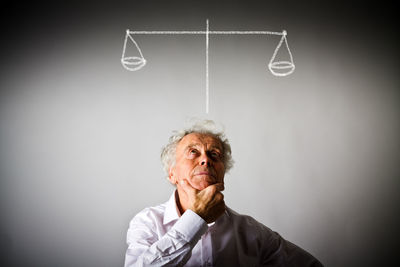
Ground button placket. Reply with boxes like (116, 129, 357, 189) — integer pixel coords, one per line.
(201, 229, 213, 266)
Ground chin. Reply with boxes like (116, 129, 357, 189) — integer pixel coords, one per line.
(191, 175, 218, 189)
(194, 180, 213, 190)
(194, 185, 208, 191)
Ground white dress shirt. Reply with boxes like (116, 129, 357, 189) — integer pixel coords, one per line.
(124, 191, 322, 267)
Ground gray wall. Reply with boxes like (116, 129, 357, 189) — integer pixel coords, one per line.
(1, 1, 399, 266)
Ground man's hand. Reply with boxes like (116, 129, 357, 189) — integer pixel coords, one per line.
(180, 180, 225, 224)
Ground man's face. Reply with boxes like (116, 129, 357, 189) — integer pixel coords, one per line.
(169, 133, 225, 191)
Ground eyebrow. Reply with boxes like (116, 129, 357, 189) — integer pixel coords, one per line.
(185, 143, 222, 151)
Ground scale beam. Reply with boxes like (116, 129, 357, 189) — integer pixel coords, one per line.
(126, 30, 286, 35)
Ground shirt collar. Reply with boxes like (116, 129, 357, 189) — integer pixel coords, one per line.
(163, 190, 181, 225)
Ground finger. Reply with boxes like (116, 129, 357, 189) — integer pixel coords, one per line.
(212, 192, 224, 202)
(211, 183, 225, 192)
(179, 179, 199, 196)
(216, 201, 226, 213)
(202, 183, 224, 197)
(216, 198, 225, 208)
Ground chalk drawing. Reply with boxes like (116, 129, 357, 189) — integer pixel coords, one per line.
(121, 19, 295, 113)
(121, 29, 146, 71)
(268, 30, 295, 76)
(206, 19, 209, 113)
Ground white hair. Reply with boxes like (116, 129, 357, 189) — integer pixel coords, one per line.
(160, 119, 234, 176)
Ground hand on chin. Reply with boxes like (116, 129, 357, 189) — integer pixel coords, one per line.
(192, 177, 216, 190)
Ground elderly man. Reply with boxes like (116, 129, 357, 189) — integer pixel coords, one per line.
(124, 120, 323, 266)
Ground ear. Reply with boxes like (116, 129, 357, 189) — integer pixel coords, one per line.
(168, 166, 177, 184)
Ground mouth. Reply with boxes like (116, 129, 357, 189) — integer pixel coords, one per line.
(194, 172, 216, 178)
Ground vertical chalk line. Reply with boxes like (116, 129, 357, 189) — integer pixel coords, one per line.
(206, 19, 209, 114)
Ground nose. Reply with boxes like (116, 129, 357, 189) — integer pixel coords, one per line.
(200, 153, 211, 166)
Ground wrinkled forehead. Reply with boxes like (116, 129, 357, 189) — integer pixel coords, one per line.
(177, 133, 223, 151)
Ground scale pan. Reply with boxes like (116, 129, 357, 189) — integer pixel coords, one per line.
(121, 56, 146, 71)
(268, 61, 295, 77)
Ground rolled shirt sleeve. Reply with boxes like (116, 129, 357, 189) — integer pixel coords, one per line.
(124, 209, 208, 267)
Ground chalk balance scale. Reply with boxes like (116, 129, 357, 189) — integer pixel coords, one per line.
(121, 19, 295, 112)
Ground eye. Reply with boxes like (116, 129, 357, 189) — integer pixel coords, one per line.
(187, 148, 199, 159)
(210, 151, 221, 160)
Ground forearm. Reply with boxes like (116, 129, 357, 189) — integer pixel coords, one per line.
(125, 210, 207, 267)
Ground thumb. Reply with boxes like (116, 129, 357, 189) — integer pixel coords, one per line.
(180, 179, 198, 196)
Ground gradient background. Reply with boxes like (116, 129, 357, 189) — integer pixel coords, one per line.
(1, 1, 399, 266)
